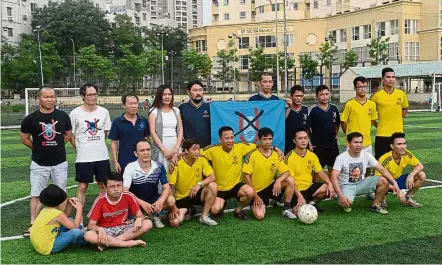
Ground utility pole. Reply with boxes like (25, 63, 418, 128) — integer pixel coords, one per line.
(283, 0, 288, 97)
(274, 0, 280, 97)
(71, 39, 76, 87)
(156, 31, 168, 84)
(33, 26, 44, 86)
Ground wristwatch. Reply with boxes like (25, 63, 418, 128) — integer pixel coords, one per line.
(197, 181, 204, 188)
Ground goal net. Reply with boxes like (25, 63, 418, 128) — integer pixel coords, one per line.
(25, 88, 82, 116)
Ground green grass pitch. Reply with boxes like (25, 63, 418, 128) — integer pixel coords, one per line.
(1, 112, 442, 263)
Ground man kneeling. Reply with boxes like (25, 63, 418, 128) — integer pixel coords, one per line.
(168, 139, 218, 227)
(331, 132, 403, 214)
(85, 172, 152, 251)
(123, 139, 179, 228)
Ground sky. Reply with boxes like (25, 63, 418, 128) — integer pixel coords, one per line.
(203, 0, 211, 26)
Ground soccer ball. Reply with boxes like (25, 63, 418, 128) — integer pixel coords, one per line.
(297, 204, 318, 224)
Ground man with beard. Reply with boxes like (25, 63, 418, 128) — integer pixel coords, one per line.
(178, 80, 211, 148)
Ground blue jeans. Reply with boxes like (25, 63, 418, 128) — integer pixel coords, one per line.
(51, 224, 86, 254)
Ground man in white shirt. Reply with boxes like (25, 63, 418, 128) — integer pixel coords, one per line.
(70, 83, 111, 210)
(330, 132, 403, 214)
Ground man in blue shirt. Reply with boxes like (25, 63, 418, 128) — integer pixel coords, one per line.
(307, 85, 340, 176)
(284, 85, 309, 154)
(249, 72, 280, 101)
(123, 139, 178, 228)
(109, 93, 150, 173)
(178, 80, 211, 148)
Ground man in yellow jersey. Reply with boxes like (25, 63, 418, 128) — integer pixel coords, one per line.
(168, 139, 218, 227)
(285, 128, 335, 212)
(243, 128, 303, 220)
(372, 67, 409, 160)
(376, 132, 426, 208)
(202, 126, 256, 220)
(341, 76, 378, 155)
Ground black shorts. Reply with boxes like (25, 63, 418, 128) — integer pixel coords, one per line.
(75, 160, 111, 183)
(175, 189, 204, 209)
(250, 182, 277, 207)
(314, 147, 339, 168)
(292, 183, 323, 205)
(217, 182, 245, 201)
(375, 136, 392, 160)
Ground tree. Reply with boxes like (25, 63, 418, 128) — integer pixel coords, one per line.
(77, 45, 115, 86)
(181, 49, 212, 83)
(118, 44, 146, 92)
(111, 15, 144, 58)
(213, 40, 238, 92)
(317, 41, 338, 69)
(31, 0, 112, 58)
(248, 47, 273, 81)
(367, 37, 390, 66)
(343, 49, 358, 70)
(299, 53, 319, 88)
(141, 27, 188, 55)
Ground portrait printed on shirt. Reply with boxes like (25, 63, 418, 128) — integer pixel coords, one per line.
(349, 162, 364, 183)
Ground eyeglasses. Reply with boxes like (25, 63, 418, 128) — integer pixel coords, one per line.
(86, 93, 98, 98)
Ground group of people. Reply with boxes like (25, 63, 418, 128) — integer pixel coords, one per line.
(20, 67, 427, 255)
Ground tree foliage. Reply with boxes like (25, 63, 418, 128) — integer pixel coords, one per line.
(76, 45, 115, 84)
(367, 37, 390, 66)
(213, 40, 238, 89)
(343, 49, 358, 70)
(111, 15, 144, 58)
(181, 49, 212, 82)
(317, 41, 338, 69)
(299, 53, 319, 82)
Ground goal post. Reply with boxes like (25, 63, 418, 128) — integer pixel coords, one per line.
(25, 88, 81, 116)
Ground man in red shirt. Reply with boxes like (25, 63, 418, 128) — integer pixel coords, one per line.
(85, 172, 152, 251)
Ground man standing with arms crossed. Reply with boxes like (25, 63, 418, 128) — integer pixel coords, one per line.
(109, 93, 150, 173)
(70, 83, 111, 212)
(371, 67, 409, 160)
(178, 80, 211, 148)
(284, 85, 309, 154)
(21, 86, 72, 237)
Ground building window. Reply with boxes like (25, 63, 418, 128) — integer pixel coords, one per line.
(440, 10, 442, 27)
(376, 22, 386, 37)
(30, 3, 37, 13)
(135, 16, 140, 23)
(213, 15, 219, 21)
(340, 29, 347, 42)
(354, 46, 369, 62)
(7, 7, 12, 16)
(390, 20, 398, 35)
(258, 6, 264, 13)
(405, 19, 419, 34)
(7, 28, 13, 37)
(201, 40, 207, 52)
(224, 13, 229, 20)
(363, 25, 371, 39)
(239, 55, 250, 70)
(143, 0, 147, 7)
(313, 0, 318, 9)
(405, 41, 419, 61)
(224, 0, 229, 6)
(255, 35, 276, 48)
(143, 13, 147, 21)
(388, 42, 399, 60)
(152, 0, 157, 4)
(96, 3, 99, 8)
(239, 37, 250, 49)
(440, 37, 442, 60)
(329, 30, 337, 41)
(240, 0, 246, 4)
(272, 3, 280, 11)
(327, 0, 331, 6)
(352, 26, 360, 41)
(293, 3, 298, 10)
(282, 34, 294, 47)
(240, 11, 246, 19)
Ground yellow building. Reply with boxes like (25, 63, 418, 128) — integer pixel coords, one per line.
(190, 0, 442, 92)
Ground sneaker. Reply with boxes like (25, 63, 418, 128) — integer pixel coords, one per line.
(199, 215, 218, 226)
(379, 199, 388, 209)
(282, 209, 297, 219)
(402, 197, 422, 208)
(370, 205, 389, 215)
(270, 198, 284, 208)
(234, 210, 251, 221)
(366, 192, 376, 200)
(152, 215, 165, 228)
(342, 207, 352, 213)
(185, 206, 197, 220)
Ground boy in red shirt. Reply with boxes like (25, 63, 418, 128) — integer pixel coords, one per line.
(85, 172, 152, 251)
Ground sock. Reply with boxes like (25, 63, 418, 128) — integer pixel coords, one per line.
(284, 202, 291, 210)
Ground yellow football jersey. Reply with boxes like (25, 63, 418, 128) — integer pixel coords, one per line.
(285, 150, 322, 191)
(243, 149, 289, 192)
(202, 143, 256, 191)
(376, 150, 420, 179)
(341, 98, 378, 147)
(371, 88, 409, 137)
(168, 155, 214, 200)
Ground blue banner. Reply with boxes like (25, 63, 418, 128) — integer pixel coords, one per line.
(210, 100, 286, 151)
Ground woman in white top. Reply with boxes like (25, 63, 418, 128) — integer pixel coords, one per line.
(149, 85, 183, 171)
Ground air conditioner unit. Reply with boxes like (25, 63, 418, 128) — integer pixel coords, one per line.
(23, 15, 27, 20)
(8, 16, 13, 21)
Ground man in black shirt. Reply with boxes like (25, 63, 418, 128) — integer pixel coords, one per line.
(285, 85, 309, 154)
(307, 85, 340, 176)
(20, 86, 72, 237)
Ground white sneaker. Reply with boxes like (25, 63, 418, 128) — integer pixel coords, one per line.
(152, 216, 165, 228)
(199, 215, 218, 226)
(270, 198, 284, 208)
(282, 209, 297, 219)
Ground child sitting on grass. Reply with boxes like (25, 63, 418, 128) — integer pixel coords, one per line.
(30, 184, 86, 255)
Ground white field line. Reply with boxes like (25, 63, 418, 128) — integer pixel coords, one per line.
(1, 181, 442, 242)
(403, 124, 442, 129)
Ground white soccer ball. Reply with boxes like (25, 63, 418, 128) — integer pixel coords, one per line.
(297, 204, 318, 224)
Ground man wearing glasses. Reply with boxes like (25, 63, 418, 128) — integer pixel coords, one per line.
(341, 76, 378, 156)
(70, 83, 111, 221)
